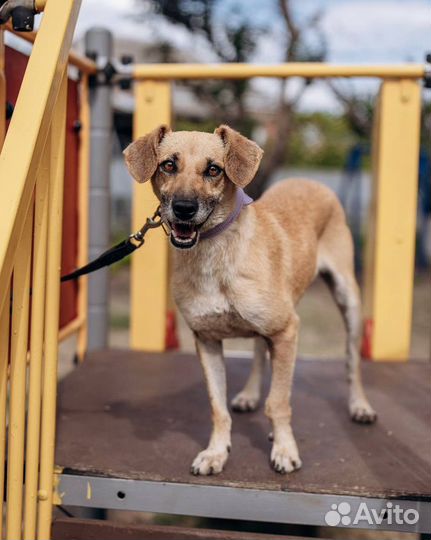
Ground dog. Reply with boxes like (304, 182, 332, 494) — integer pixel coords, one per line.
(124, 124, 377, 476)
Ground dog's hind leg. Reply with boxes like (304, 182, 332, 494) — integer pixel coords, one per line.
(191, 337, 232, 475)
(231, 336, 267, 412)
(318, 211, 377, 424)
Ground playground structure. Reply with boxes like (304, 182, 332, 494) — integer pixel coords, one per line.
(0, 1, 429, 538)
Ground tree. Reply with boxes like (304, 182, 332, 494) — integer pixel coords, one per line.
(138, 0, 327, 198)
(250, 0, 327, 198)
(327, 81, 374, 139)
(140, 0, 263, 136)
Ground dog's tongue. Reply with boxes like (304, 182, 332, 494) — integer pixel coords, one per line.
(173, 223, 195, 239)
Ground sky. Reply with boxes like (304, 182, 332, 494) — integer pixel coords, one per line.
(72, 0, 430, 64)
(6, 0, 430, 112)
(214, 0, 430, 64)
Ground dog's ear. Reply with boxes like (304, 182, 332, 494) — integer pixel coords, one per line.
(214, 125, 263, 188)
(123, 125, 170, 183)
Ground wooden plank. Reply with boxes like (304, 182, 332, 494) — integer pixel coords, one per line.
(52, 518, 314, 540)
(56, 351, 431, 500)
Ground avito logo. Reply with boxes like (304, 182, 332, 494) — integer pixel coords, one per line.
(325, 501, 419, 527)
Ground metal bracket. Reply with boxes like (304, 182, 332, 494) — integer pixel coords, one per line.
(86, 51, 133, 89)
(0, 0, 38, 31)
(52, 466, 64, 506)
(424, 53, 431, 89)
(6, 101, 14, 120)
(57, 474, 431, 534)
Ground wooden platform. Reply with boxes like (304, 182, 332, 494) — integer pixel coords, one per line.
(55, 350, 431, 532)
(52, 518, 317, 540)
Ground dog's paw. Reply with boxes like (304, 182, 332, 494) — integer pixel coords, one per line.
(350, 399, 377, 424)
(190, 447, 229, 476)
(231, 391, 260, 412)
(270, 443, 302, 474)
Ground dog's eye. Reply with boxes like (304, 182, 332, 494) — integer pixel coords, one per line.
(160, 160, 176, 173)
(206, 164, 222, 178)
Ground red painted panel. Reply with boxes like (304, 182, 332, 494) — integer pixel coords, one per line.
(60, 79, 80, 328)
(5, 46, 80, 329)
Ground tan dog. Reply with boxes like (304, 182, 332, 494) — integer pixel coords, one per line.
(124, 125, 377, 476)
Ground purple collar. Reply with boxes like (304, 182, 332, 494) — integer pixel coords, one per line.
(200, 188, 253, 240)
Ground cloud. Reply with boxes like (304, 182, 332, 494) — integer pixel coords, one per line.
(73, 0, 218, 61)
(69, 0, 431, 111)
(247, 0, 429, 110)
(322, 0, 430, 63)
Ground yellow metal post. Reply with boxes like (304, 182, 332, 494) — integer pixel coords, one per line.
(6, 205, 33, 540)
(0, 282, 10, 539)
(37, 72, 67, 540)
(76, 73, 90, 361)
(24, 143, 50, 540)
(0, 28, 5, 144)
(363, 79, 421, 360)
(130, 81, 171, 351)
(0, 28, 7, 539)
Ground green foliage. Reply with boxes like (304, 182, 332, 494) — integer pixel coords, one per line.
(146, 0, 265, 134)
(174, 118, 219, 133)
(175, 113, 367, 170)
(174, 116, 257, 138)
(288, 112, 358, 169)
(110, 313, 130, 329)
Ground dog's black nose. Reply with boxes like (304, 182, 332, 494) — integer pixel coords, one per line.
(172, 199, 198, 220)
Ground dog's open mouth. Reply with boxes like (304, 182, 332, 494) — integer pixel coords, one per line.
(170, 222, 199, 249)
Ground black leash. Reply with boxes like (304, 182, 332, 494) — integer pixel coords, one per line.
(61, 207, 165, 283)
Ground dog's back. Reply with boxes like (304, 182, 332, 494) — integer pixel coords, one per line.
(257, 178, 342, 240)
(254, 179, 347, 301)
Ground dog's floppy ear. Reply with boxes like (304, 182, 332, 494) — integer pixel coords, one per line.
(214, 125, 263, 188)
(123, 125, 170, 183)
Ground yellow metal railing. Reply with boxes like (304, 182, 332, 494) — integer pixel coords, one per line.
(133, 62, 425, 80)
(5, 20, 97, 75)
(0, 0, 84, 537)
(130, 63, 423, 360)
(6, 17, 93, 359)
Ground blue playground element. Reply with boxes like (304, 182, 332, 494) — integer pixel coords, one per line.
(339, 143, 430, 270)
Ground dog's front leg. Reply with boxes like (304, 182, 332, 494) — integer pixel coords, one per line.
(191, 336, 232, 476)
(265, 314, 302, 474)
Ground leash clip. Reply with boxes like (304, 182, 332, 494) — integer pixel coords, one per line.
(129, 206, 165, 247)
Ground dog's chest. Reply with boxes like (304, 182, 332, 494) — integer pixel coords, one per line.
(172, 249, 257, 339)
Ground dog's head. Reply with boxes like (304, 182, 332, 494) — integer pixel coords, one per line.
(124, 125, 263, 249)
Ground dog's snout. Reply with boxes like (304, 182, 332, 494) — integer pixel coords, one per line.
(172, 198, 198, 221)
